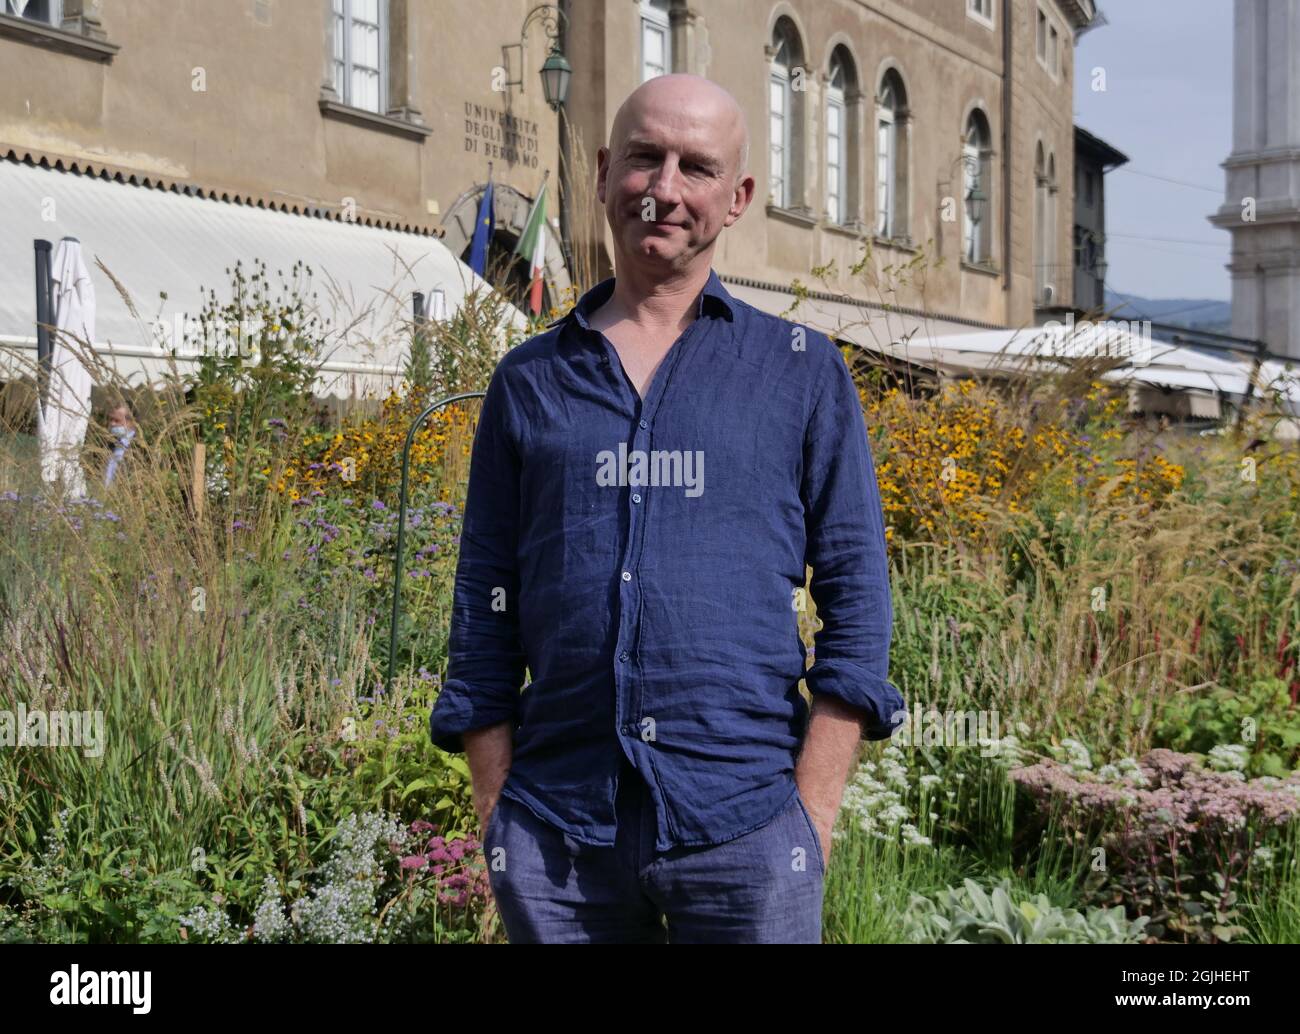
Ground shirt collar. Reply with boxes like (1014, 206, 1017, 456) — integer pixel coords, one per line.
(552, 267, 735, 335)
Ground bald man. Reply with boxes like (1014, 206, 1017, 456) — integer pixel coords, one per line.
(430, 74, 904, 943)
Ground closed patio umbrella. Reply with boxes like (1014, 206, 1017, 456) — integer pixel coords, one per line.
(37, 236, 95, 500)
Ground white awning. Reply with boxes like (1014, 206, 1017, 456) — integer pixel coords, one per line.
(915, 325, 1300, 415)
(723, 277, 1300, 423)
(0, 158, 526, 398)
(721, 278, 984, 361)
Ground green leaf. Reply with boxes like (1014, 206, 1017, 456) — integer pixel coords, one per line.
(399, 777, 441, 801)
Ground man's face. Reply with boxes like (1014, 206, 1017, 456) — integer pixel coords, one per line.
(596, 89, 751, 273)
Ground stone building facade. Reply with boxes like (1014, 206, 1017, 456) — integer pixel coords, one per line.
(568, 0, 1095, 336)
(1, 0, 1097, 341)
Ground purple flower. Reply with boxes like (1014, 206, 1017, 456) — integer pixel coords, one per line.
(371, 500, 386, 511)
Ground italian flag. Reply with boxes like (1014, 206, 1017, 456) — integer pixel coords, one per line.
(514, 176, 549, 315)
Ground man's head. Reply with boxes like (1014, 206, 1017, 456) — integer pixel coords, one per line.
(596, 74, 755, 277)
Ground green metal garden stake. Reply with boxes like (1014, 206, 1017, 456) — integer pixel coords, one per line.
(386, 391, 486, 692)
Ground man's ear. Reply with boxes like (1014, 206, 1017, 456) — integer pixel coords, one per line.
(595, 146, 609, 204)
(723, 173, 757, 227)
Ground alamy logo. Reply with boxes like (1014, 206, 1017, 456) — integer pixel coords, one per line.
(50, 966, 151, 1014)
(0, 705, 104, 758)
(1038, 311, 1153, 366)
(596, 443, 704, 497)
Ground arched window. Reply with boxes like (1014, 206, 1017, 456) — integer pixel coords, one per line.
(826, 46, 860, 226)
(640, 0, 672, 82)
(768, 18, 804, 209)
(876, 69, 909, 240)
(963, 109, 992, 263)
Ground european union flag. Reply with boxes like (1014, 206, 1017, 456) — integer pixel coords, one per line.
(468, 178, 495, 277)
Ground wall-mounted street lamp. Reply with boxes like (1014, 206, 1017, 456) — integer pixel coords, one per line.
(501, 3, 572, 111)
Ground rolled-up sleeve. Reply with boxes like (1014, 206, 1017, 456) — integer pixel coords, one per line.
(428, 365, 527, 754)
(799, 340, 906, 741)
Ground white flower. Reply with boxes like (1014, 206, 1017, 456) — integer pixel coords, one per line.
(1207, 743, 1249, 775)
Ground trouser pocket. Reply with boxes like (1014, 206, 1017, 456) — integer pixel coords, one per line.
(791, 787, 825, 877)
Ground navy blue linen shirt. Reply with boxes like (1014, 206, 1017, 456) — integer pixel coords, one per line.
(428, 267, 905, 851)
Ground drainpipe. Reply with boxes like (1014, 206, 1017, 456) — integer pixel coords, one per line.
(1001, 0, 1012, 295)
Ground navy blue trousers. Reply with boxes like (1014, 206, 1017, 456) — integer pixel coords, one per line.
(483, 760, 825, 943)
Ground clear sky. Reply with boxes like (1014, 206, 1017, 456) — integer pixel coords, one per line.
(1074, 0, 1234, 304)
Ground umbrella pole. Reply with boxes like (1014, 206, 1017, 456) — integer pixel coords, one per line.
(33, 239, 53, 421)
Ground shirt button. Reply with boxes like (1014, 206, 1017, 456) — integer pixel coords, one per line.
(639, 419, 649, 430)
(619, 650, 629, 662)
(631, 493, 641, 504)
(621, 570, 632, 582)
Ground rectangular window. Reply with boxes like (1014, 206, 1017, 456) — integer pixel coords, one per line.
(826, 98, 842, 224)
(876, 115, 894, 238)
(769, 75, 788, 208)
(966, 0, 994, 26)
(640, 1, 671, 82)
(332, 0, 387, 114)
(4, 0, 62, 24)
(963, 145, 982, 262)
(1037, 6, 1061, 78)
